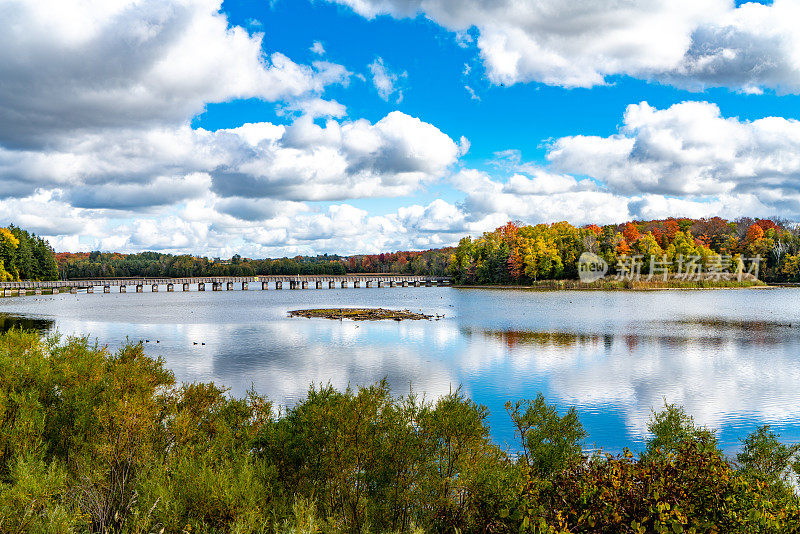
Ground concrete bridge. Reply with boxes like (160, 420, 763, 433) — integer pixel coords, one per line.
(0, 274, 451, 296)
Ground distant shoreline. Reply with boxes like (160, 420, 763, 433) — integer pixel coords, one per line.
(452, 279, 773, 291)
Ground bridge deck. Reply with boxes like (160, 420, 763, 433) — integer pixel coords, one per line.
(1, 274, 451, 291)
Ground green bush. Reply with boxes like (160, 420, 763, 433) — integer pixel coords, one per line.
(1, 329, 798, 533)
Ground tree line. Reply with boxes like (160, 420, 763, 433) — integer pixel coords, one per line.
(54, 216, 800, 284)
(8, 216, 800, 284)
(343, 249, 452, 276)
(1, 329, 798, 532)
(55, 249, 453, 280)
(0, 225, 59, 282)
(447, 217, 800, 285)
(56, 251, 347, 279)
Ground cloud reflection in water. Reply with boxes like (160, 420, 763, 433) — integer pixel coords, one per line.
(4, 288, 800, 453)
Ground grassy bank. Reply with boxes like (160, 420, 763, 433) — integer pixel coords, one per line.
(1, 329, 799, 533)
(454, 277, 767, 290)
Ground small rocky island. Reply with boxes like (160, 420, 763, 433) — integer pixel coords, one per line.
(289, 308, 434, 321)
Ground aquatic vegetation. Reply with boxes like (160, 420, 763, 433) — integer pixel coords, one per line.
(289, 308, 434, 321)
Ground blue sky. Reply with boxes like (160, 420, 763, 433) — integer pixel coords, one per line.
(2, 0, 800, 256)
(207, 0, 800, 170)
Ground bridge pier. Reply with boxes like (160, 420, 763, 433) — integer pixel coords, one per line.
(0, 276, 453, 297)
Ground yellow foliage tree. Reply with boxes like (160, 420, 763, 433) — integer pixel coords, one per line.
(0, 227, 20, 281)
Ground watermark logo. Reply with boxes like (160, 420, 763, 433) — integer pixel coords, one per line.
(576, 253, 762, 283)
(578, 252, 609, 283)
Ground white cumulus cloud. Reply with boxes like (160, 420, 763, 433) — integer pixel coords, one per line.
(369, 57, 406, 102)
(0, 0, 349, 148)
(547, 101, 800, 215)
(328, 0, 800, 93)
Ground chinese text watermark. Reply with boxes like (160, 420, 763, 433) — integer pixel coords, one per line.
(578, 254, 761, 283)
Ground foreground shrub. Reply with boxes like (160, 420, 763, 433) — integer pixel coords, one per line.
(521, 438, 800, 533)
(1, 329, 799, 533)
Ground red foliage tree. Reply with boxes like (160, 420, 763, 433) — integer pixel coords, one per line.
(663, 219, 680, 243)
(585, 224, 602, 235)
(622, 222, 641, 244)
(746, 223, 765, 243)
(507, 251, 523, 281)
(756, 219, 779, 232)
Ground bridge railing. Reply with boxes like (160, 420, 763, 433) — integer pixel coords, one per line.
(0, 274, 452, 293)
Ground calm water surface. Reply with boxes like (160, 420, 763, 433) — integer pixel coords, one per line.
(3, 286, 800, 454)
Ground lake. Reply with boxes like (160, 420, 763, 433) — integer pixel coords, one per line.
(2, 285, 800, 454)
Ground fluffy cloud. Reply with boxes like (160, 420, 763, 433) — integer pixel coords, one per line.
(0, 190, 102, 237)
(6, 0, 800, 255)
(0, 111, 461, 203)
(446, 97, 800, 227)
(0, 0, 349, 148)
(451, 168, 630, 227)
(213, 112, 461, 200)
(310, 41, 326, 55)
(0, 187, 474, 257)
(547, 101, 800, 215)
(0, 0, 473, 254)
(6, 98, 800, 255)
(369, 57, 405, 102)
(329, 0, 800, 92)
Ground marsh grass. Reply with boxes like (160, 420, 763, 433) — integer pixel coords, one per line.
(288, 308, 433, 321)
